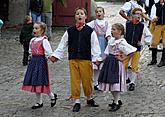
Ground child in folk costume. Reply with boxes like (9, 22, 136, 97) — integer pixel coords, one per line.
(19, 15, 34, 66)
(87, 6, 111, 91)
(22, 22, 57, 109)
(124, 8, 152, 91)
(98, 23, 137, 111)
(50, 7, 101, 112)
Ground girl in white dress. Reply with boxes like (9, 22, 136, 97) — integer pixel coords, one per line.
(87, 7, 111, 90)
(98, 23, 137, 111)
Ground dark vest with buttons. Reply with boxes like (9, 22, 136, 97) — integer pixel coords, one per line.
(67, 25, 93, 60)
(125, 21, 144, 51)
(155, 2, 165, 25)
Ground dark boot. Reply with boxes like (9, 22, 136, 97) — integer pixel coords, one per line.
(148, 48, 157, 65)
(157, 48, 165, 67)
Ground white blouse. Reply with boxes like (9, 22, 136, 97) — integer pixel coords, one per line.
(105, 38, 137, 55)
(87, 19, 111, 38)
(29, 36, 53, 58)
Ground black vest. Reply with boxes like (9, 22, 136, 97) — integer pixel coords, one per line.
(67, 25, 93, 60)
(125, 21, 144, 51)
(155, 2, 165, 25)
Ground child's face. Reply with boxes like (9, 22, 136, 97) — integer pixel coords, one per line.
(33, 24, 43, 37)
(111, 26, 121, 39)
(75, 9, 87, 24)
(132, 10, 142, 21)
(95, 8, 104, 20)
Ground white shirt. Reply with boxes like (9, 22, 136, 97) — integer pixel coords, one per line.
(87, 19, 111, 38)
(29, 36, 53, 58)
(52, 29, 102, 62)
(150, 4, 158, 19)
(145, 0, 159, 7)
(121, 0, 146, 13)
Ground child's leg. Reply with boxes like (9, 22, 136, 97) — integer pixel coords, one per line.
(35, 93, 43, 104)
(47, 92, 57, 107)
(111, 91, 120, 105)
(93, 69, 100, 90)
(31, 93, 43, 109)
(109, 91, 121, 111)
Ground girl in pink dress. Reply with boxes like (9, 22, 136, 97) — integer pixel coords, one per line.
(22, 22, 57, 109)
(98, 23, 137, 111)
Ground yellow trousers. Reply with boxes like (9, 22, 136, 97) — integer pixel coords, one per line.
(69, 59, 93, 99)
(124, 51, 140, 72)
(152, 25, 165, 48)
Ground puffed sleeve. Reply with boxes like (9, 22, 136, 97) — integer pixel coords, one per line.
(118, 39, 137, 55)
(43, 38, 53, 58)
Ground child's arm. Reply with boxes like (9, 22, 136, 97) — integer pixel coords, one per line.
(142, 25, 152, 45)
(51, 31, 68, 61)
(91, 31, 102, 62)
(43, 38, 53, 59)
(105, 21, 112, 40)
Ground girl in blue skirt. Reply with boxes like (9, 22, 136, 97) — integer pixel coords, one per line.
(98, 23, 137, 111)
(22, 22, 57, 109)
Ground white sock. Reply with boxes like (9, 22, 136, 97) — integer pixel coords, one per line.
(49, 92, 54, 99)
(130, 72, 137, 84)
(74, 99, 80, 104)
(93, 70, 100, 86)
(36, 93, 42, 104)
(112, 91, 120, 105)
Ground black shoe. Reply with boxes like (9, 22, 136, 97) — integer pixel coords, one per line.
(31, 103, 43, 109)
(157, 61, 165, 67)
(94, 86, 99, 90)
(72, 103, 81, 112)
(108, 100, 122, 107)
(87, 99, 99, 107)
(128, 66, 132, 69)
(147, 60, 157, 66)
(126, 78, 131, 84)
(94, 85, 101, 91)
(129, 83, 135, 91)
(23, 63, 28, 66)
(51, 93, 57, 107)
(109, 103, 120, 112)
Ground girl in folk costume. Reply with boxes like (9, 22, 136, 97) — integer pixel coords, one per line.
(98, 23, 137, 111)
(50, 7, 101, 112)
(87, 6, 111, 90)
(22, 22, 57, 109)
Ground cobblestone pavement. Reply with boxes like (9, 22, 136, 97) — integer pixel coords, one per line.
(0, 2, 165, 117)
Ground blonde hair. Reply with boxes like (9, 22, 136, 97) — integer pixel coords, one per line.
(23, 15, 31, 24)
(112, 23, 124, 35)
(34, 22, 47, 35)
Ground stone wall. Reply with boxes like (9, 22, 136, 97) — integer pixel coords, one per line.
(8, 0, 27, 26)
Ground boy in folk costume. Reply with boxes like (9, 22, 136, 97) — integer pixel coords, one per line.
(148, 0, 165, 67)
(87, 6, 111, 91)
(124, 8, 152, 91)
(50, 7, 101, 112)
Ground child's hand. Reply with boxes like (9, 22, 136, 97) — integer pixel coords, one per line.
(115, 53, 127, 62)
(49, 56, 58, 63)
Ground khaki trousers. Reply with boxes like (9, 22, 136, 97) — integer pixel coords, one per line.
(152, 25, 165, 48)
(124, 51, 140, 73)
(69, 59, 93, 99)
